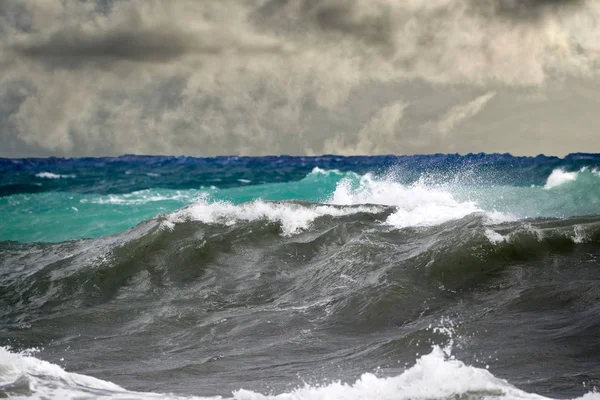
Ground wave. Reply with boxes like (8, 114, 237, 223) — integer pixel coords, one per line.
(2, 345, 598, 400)
(165, 167, 515, 236)
(4, 210, 600, 323)
(3, 202, 600, 397)
(166, 165, 600, 234)
(35, 172, 76, 179)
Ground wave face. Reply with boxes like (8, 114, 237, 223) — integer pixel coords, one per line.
(2, 154, 600, 399)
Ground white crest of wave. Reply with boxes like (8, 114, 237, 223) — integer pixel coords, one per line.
(2, 346, 598, 400)
(166, 173, 517, 234)
(0, 346, 127, 399)
(35, 172, 76, 179)
(544, 168, 578, 189)
(308, 167, 347, 176)
(235, 346, 547, 400)
(328, 174, 512, 228)
(485, 228, 507, 244)
(167, 200, 384, 236)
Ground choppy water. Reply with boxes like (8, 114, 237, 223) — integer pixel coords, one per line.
(1, 154, 600, 400)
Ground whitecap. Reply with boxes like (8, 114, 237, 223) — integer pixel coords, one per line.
(168, 200, 384, 236)
(544, 168, 578, 189)
(327, 174, 514, 228)
(35, 172, 76, 179)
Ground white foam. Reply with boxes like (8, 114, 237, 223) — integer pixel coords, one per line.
(0, 346, 126, 399)
(35, 172, 76, 179)
(328, 174, 513, 228)
(2, 346, 597, 400)
(235, 347, 549, 400)
(168, 200, 383, 236)
(485, 229, 506, 244)
(385, 201, 482, 228)
(309, 167, 347, 176)
(544, 168, 578, 189)
(82, 190, 209, 205)
(572, 225, 587, 244)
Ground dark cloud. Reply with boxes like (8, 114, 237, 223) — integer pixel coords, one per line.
(306, 0, 394, 46)
(13, 26, 285, 68)
(10, 3, 285, 68)
(13, 27, 195, 64)
(475, 0, 586, 20)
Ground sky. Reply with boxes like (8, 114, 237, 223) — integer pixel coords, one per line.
(1, 0, 600, 157)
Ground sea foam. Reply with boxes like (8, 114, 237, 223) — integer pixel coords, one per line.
(1, 346, 597, 400)
(167, 172, 515, 235)
(544, 168, 578, 189)
(328, 174, 513, 228)
(35, 172, 76, 179)
(167, 201, 384, 236)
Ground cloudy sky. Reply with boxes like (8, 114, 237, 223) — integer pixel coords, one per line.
(1, 0, 600, 157)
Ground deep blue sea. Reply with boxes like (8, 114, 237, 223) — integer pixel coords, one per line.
(1, 154, 600, 400)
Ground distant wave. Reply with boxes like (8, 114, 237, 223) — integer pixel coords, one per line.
(35, 172, 76, 179)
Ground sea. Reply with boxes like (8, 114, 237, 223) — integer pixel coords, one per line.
(1, 153, 600, 400)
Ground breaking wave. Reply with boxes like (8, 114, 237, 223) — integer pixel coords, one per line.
(3, 344, 598, 400)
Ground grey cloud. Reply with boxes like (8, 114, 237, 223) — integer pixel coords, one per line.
(305, 0, 395, 46)
(256, 0, 588, 51)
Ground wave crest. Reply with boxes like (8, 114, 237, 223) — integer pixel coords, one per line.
(166, 200, 386, 236)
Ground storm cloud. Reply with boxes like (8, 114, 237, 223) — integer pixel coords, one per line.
(1, 0, 600, 157)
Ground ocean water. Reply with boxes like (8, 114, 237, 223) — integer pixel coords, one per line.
(1, 154, 600, 400)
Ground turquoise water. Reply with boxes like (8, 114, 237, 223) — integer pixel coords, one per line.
(0, 169, 342, 242)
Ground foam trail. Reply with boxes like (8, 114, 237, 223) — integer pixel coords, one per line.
(544, 168, 578, 189)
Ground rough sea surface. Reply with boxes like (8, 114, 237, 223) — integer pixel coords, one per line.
(1, 154, 600, 400)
